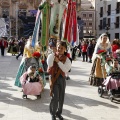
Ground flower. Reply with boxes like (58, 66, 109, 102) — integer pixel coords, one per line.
(97, 50, 106, 54)
(38, 68, 43, 73)
(32, 52, 41, 58)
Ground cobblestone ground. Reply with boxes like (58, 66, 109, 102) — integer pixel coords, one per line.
(0, 52, 120, 120)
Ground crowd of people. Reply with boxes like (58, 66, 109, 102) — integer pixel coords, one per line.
(1, 33, 120, 119)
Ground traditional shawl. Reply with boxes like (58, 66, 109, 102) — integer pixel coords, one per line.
(47, 54, 67, 96)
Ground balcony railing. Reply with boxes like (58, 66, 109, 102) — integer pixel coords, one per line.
(116, 9, 120, 14)
(99, 13, 103, 17)
(107, 11, 111, 16)
(114, 22, 119, 28)
(99, 25, 102, 30)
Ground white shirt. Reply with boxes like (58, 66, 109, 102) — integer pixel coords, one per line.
(47, 53, 72, 73)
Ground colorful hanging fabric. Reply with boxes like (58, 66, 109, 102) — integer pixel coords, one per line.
(31, 11, 41, 47)
(63, 0, 72, 41)
(72, 1, 77, 43)
(39, 1, 50, 49)
(49, 2, 66, 39)
(67, 1, 73, 43)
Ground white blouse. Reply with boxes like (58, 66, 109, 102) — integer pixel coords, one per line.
(47, 53, 72, 73)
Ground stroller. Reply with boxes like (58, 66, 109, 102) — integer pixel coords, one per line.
(98, 59, 120, 102)
(20, 66, 43, 99)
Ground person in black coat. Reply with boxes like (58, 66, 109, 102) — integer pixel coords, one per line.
(16, 37, 25, 59)
(87, 41, 94, 63)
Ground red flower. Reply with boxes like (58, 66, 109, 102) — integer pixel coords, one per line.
(41, 60, 45, 64)
(32, 52, 41, 58)
(38, 68, 43, 73)
(97, 50, 106, 54)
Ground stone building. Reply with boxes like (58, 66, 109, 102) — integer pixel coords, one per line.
(78, 0, 96, 39)
(0, 0, 42, 38)
(95, 0, 120, 40)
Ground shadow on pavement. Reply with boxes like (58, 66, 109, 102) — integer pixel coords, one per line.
(0, 113, 4, 118)
(66, 93, 119, 109)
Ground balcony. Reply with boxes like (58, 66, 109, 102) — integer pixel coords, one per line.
(98, 25, 102, 30)
(114, 22, 119, 28)
(116, 9, 120, 14)
(107, 11, 111, 16)
(99, 13, 103, 17)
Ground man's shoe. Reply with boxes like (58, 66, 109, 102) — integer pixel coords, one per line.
(56, 113, 64, 120)
(51, 115, 56, 120)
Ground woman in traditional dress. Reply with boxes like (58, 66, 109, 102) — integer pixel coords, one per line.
(89, 33, 112, 86)
(14, 37, 35, 87)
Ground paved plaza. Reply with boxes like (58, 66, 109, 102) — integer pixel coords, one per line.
(0, 52, 120, 120)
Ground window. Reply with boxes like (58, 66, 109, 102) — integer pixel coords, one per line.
(83, 30, 86, 33)
(115, 16, 119, 28)
(116, 2, 120, 14)
(89, 22, 92, 26)
(107, 34, 110, 40)
(89, 14, 92, 17)
(107, 5, 111, 16)
(115, 33, 119, 39)
(100, 7, 103, 17)
(108, 18, 111, 27)
(99, 20, 103, 30)
(83, 14, 86, 17)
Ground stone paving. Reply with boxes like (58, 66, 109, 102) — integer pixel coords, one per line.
(0, 52, 120, 120)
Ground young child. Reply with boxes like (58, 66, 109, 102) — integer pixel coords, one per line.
(47, 41, 71, 120)
(105, 59, 120, 75)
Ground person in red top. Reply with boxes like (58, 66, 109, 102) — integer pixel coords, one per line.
(81, 41, 88, 62)
(0, 37, 7, 56)
(112, 39, 119, 58)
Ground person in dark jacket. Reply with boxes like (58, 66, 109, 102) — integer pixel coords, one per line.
(87, 41, 94, 63)
(16, 37, 25, 60)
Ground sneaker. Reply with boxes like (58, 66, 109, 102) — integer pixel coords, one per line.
(56, 113, 64, 120)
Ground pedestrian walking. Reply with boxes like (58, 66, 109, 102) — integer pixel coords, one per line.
(16, 37, 25, 60)
(0, 37, 7, 56)
(81, 41, 88, 62)
(47, 41, 71, 120)
(87, 41, 94, 63)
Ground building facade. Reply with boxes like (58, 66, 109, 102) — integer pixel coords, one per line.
(96, 0, 120, 40)
(78, 0, 96, 39)
(0, 0, 42, 38)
